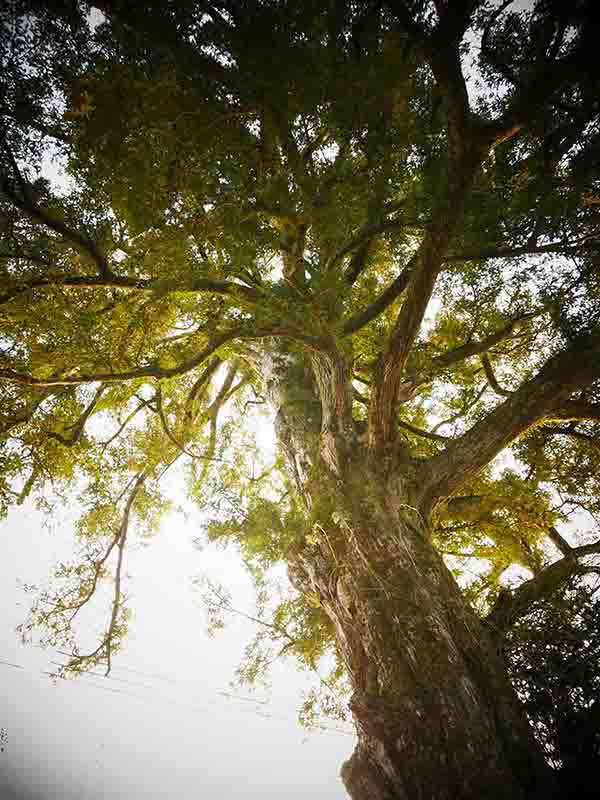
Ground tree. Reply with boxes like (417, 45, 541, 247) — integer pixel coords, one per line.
(1, 0, 600, 797)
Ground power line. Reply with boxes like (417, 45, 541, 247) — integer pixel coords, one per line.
(60, 651, 179, 685)
(0, 657, 355, 738)
(49, 661, 155, 691)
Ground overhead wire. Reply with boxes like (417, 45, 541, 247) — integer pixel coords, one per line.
(0, 655, 355, 738)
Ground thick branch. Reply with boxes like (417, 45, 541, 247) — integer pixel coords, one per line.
(365, 11, 490, 448)
(0, 324, 314, 388)
(550, 401, 600, 423)
(342, 258, 415, 336)
(0, 329, 240, 386)
(420, 335, 600, 508)
(546, 526, 573, 557)
(368, 200, 481, 446)
(539, 425, 600, 449)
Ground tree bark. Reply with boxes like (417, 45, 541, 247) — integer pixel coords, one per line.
(260, 344, 556, 800)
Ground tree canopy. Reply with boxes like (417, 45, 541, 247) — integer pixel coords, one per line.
(1, 0, 600, 790)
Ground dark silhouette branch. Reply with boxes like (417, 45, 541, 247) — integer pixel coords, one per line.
(550, 401, 600, 423)
(445, 240, 600, 263)
(486, 538, 600, 635)
(397, 418, 449, 442)
(546, 526, 573, 557)
(0, 268, 261, 306)
(1, 176, 110, 277)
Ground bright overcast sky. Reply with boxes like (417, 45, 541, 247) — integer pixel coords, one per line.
(1, 492, 354, 799)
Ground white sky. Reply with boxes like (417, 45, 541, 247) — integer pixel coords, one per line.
(1, 497, 354, 799)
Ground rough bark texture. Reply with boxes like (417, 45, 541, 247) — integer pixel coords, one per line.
(260, 343, 557, 800)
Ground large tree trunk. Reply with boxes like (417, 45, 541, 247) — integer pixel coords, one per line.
(260, 345, 557, 800)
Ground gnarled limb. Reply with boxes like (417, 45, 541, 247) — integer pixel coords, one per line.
(366, 3, 493, 450)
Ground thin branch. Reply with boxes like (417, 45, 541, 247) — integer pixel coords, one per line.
(397, 418, 449, 442)
(328, 215, 408, 275)
(155, 385, 226, 463)
(481, 354, 512, 397)
(430, 314, 534, 370)
(344, 241, 372, 287)
(44, 384, 106, 446)
(444, 239, 600, 263)
(202, 581, 297, 645)
(104, 473, 145, 676)
(184, 357, 222, 424)
(0, 387, 59, 436)
(60, 472, 146, 677)
(386, 1, 427, 43)
(98, 397, 153, 453)
(430, 383, 488, 433)
(488, 33, 594, 146)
